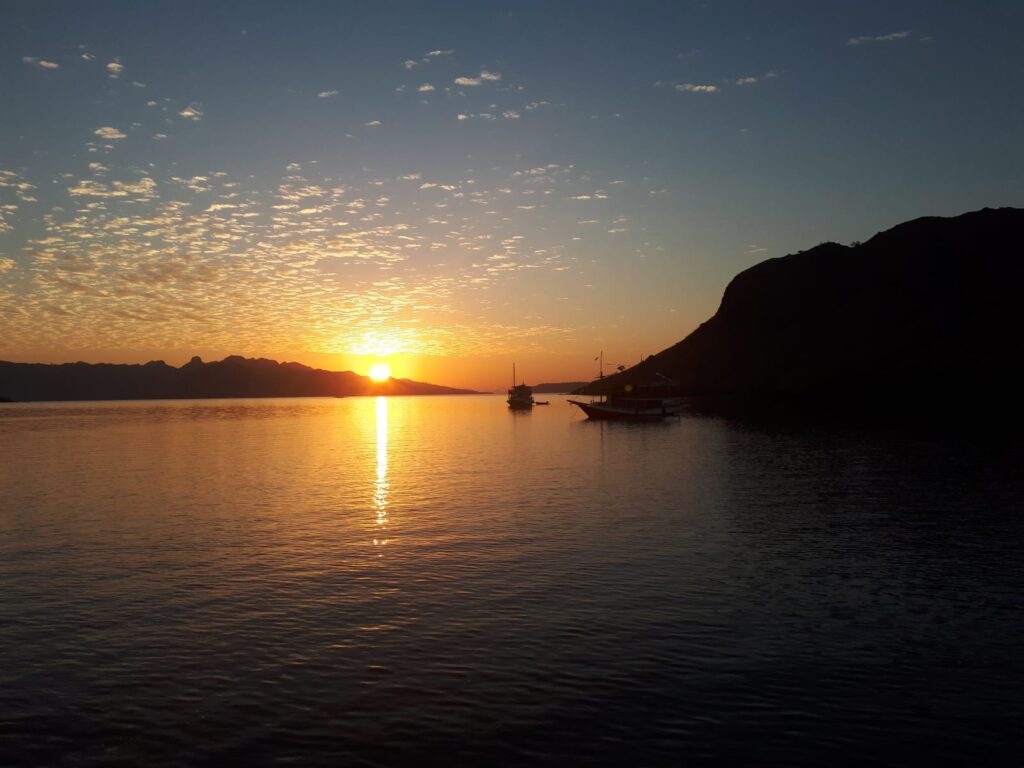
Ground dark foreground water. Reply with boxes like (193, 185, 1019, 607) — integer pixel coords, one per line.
(1, 395, 1022, 766)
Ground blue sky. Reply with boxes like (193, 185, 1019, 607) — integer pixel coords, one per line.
(2, 1, 1022, 387)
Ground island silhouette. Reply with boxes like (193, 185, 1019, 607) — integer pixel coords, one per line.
(0, 355, 479, 401)
(581, 207, 1024, 428)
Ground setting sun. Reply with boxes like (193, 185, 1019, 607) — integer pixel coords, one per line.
(368, 363, 391, 382)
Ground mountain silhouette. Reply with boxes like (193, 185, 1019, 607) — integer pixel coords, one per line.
(0, 355, 478, 401)
(584, 207, 1024, 426)
(530, 381, 589, 393)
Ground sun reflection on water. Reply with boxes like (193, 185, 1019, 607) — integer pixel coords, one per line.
(373, 396, 389, 549)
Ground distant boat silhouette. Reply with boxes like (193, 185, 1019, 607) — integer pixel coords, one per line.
(507, 364, 534, 410)
(569, 380, 681, 422)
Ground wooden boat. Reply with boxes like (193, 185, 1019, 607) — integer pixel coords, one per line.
(568, 391, 681, 422)
(507, 364, 534, 410)
(568, 359, 681, 422)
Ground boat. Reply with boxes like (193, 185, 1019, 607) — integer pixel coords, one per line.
(507, 364, 534, 410)
(568, 383, 681, 422)
(568, 353, 681, 421)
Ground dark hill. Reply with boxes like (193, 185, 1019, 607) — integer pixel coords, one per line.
(530, 381, 589, 393)
(584, 207, 1024, 426)
(0, 355, 478, 402)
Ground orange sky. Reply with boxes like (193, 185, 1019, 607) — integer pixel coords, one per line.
(4, 4, 1023, 392)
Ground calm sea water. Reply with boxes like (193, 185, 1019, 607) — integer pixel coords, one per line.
(1, 395, 1022, 766)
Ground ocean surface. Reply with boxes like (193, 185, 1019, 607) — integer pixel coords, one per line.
(1, 395, 1022, 766)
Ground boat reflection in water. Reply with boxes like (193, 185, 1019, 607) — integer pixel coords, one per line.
(373, 396, 389, 549)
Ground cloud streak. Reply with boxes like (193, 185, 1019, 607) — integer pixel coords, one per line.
(847, 31, 912, 45)
(23, 57, 59, 69)
(675, 83, 718, 93)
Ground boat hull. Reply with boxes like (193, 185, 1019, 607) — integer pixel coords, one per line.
(568, 399, 678, 422)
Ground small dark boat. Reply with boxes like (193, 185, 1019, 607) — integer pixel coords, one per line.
(507, 364, 534, 410)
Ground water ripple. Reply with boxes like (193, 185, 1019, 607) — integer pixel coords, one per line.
(1, 396, 1022, 766)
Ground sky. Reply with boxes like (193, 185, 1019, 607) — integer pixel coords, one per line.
(2, 0, 1022, 390)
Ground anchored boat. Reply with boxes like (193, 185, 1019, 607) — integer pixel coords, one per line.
(568, 382, 681, 422)
(507, 364, 534, 410)
(569, 354, 681, 421)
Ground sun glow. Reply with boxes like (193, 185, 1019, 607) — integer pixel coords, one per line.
(369, 363, 391, 382)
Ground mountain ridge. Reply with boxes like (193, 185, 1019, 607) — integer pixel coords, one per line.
(581, 207, 1024, 426)
(0, 355, 479, 401)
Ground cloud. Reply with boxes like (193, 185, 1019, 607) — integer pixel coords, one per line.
(735, 71, 778, 86)
(675, 83, 718, 93)
(417, 83, 435, 92)
(106, 61, 124, 77)
(0, 258, 14, 273)
(23, 57, 59, 69)
(365, 120, 381, 127)
(179, 103, 203, 120)
(94, 126, 127, 140)
(847, 30, 912, 45)
(318, 90, 339, 98)
(455, 70, 501, 87)
(424, 49, 453, 58)
(456, 114, 470, 121)
(153, 133, 169, 140)
(403, 60, 418, 70)
(67, 176, 156, 198)
(80, 53, 95, 61)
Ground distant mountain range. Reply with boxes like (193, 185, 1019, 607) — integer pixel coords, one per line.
(0, 355, 479, 401)
(529, 381, 589, 393)
(583, 207, 1024, 426)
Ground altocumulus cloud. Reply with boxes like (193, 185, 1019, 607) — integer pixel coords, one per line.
(454, 70, 500, 87)
(847, 31, 912, 45)
(675, 83, 718, 93)
(22, 57, 59, 69)
(94, 126, 127, 140)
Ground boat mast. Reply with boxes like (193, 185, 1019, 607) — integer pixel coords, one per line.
(513, 362, 516, 388)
